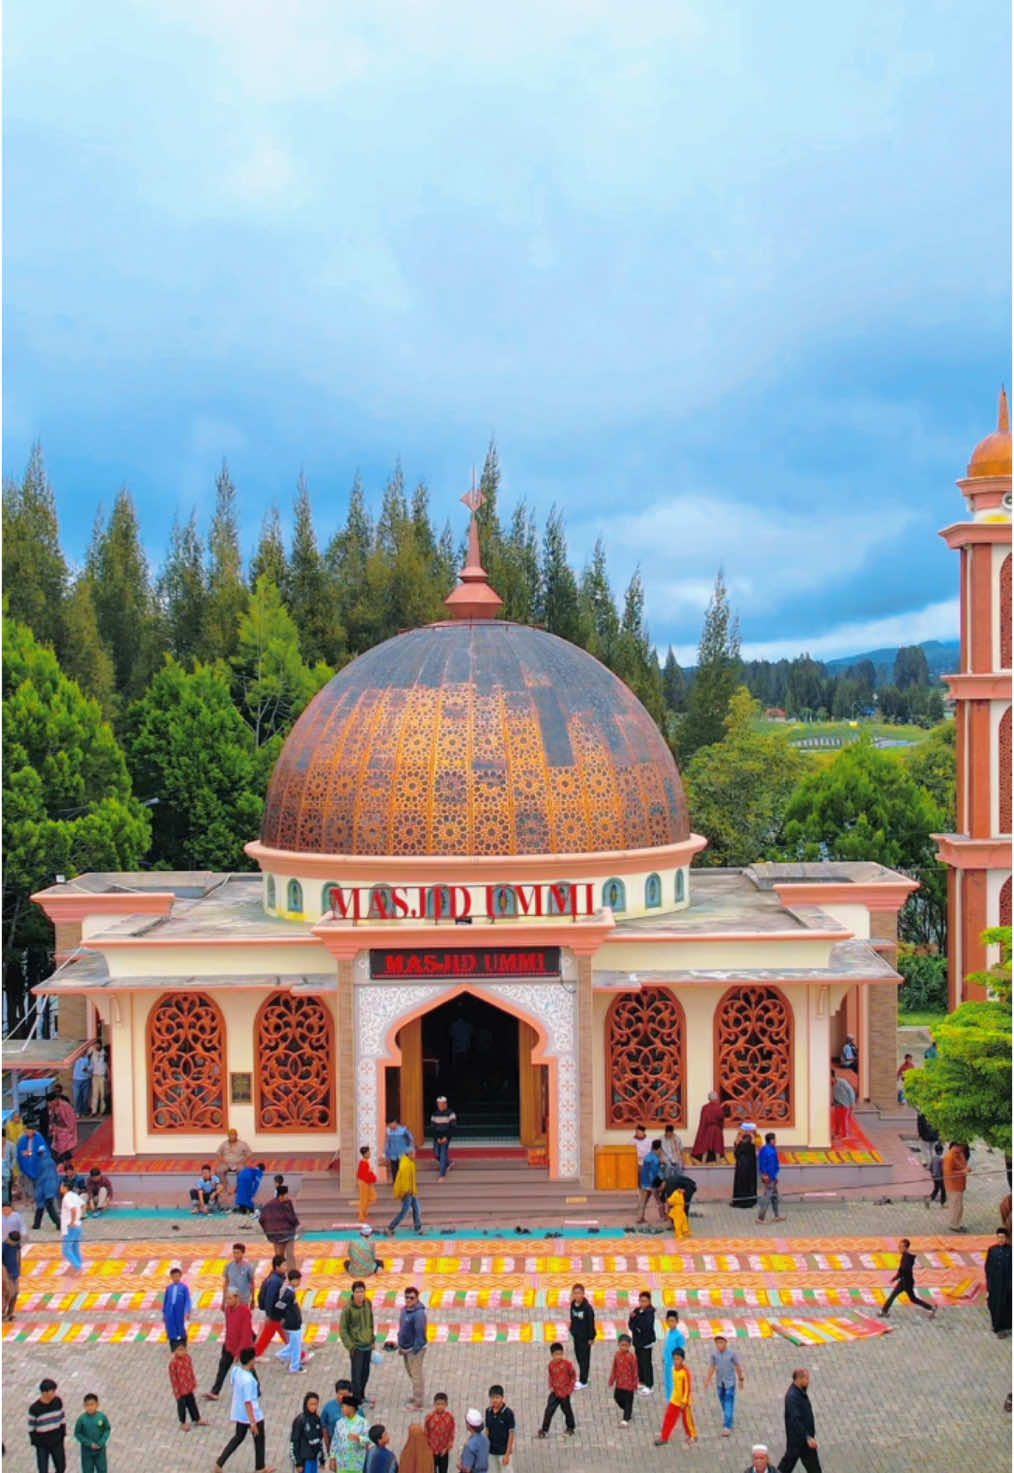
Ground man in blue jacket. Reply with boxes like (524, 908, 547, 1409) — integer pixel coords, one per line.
(397, 1285, 428, 1410)
(32, 1153, 61, 1230)
(383, 1120, 415, 1185)
(636, 1138, 662, 1224)
(757, 1133, 785, 1224)
(162, 1266, 192, 1348)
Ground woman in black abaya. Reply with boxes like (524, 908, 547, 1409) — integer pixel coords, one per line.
(985, 1227, 1012, 1336)
(730, 1123, 758, 1208)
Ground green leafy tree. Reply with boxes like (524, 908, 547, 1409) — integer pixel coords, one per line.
(678, 570, 741, 759)
(284, 472, 343, 666)
(203, 462, 249, 663)
(3, 616, 151, 1022)
(86, 489, 160, 703)
(538, 506, 584, 644)
(159, 511, 207, 664)
(233, 576, 330, 748)
(249, 505, 288, 590)
(905, 722, 956, 828)
(905, 928, 1012, 1153)
(60, 576, 118, 723)
(686, 688, 805, 866)
(126, 657, 263, 870)
(2, 444, 68, 653)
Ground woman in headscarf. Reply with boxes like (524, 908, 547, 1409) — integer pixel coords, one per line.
(691, 1092, 726, 1164)
(398, 1422, 434, 1473)
(730, 1124, 758, 1209)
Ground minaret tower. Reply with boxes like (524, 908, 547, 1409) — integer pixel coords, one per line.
(935, 389, 1012, 1006)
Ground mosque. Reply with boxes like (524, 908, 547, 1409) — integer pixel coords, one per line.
(27, 399, 1011, 1191)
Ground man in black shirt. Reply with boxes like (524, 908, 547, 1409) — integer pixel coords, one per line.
(777, 1369, 822, 1473)
(484, 1384, 516, 1470)
(28, 1377, 67, 1473)
(430, 1097, 457, 1180)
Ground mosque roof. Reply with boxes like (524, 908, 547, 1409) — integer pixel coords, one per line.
(966, 387, 1012, 479)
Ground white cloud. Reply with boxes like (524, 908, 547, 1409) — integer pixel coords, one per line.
(737, 597, 959, 663)
(228, 139, 302, 208)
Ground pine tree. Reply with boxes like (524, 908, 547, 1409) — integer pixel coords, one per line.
(249, 505, 288, 590)
(662, 647, 688, 713)
(2, 443, 68, 652)
(60, 575, 118, 723)
(615, 569, 666, 728)
(375, 461, 408, 558)
(678, 570, 741, 759)
(203, 461, 249, 663)
(579, 539, 620, 665)
(159, 511, 207, 664)
(492, 501, 540, 623)
(284, 472, 343, 666)
(86, 488, 159, 703)
(538, 506, 584, 644)
(233, 576, 331, 749)
(326, 473, 374, 654)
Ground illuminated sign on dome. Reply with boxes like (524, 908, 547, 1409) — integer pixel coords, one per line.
(327, 883, 595, 922)
(369, 947, 561, 979)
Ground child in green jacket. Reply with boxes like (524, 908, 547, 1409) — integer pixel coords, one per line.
(73, 1394, 111, 1473)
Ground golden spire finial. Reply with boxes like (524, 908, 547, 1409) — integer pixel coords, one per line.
(443, 470, 504, 621)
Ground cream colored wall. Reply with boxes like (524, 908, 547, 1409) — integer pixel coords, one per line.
(592, 982, 832, 1150)
(599, 936, 838, 973)
(99, 942, 332, 979)
(115, 987, 340, 1156)
(798, 903, 870, 939)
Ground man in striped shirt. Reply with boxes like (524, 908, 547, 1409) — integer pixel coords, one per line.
(28, 1377, 67, 1473)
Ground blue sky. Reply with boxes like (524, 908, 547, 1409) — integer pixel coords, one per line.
(4, 0, 1009, 663)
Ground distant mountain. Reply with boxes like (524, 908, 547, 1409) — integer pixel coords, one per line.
(825, 638, 960, 685)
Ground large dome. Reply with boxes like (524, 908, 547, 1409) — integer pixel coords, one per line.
(261, 620, 690, 857)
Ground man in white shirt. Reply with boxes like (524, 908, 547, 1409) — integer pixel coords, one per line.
(59, 1179, 84, 1273)
(632, 1126, 651, 1164)
(215, 1347, 275, 1472)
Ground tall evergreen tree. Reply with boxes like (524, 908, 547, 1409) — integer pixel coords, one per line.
(894, 645, 930, 690)
(375, 460, 408, 558)
(86, 488, 159, 703)
(249, 505, 288, 590)
(2, 443, 68, 652)
(678, 570, 741, 759)
(327, 473, 374, 653)
(493, 501, 540, 623)
(579, 539, 620, 665)
(60, 575, 118, 723)
(233, 576, 331, 749)
(283, 472, 343, 666)
(203, 461, 249, 663)
(662, 647, 688, 713)
(159, 511, 207, 665)
(538, 506, 584, 644)
(615, 569, 666, 727)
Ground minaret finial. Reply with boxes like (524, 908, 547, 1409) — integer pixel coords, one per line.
(443, 472, 504, 621)
(999, 385, 1010, 433)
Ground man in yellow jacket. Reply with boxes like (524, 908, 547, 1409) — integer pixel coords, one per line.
(388, 1150, 423, 1234)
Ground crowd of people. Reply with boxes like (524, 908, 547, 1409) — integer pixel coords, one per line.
(632, 1117, 786, 1223)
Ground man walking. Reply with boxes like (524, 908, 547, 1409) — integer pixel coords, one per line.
(59, 1178, 84, 1273)
(635, 1139, 662, 1224)
(943, 1142, 970, 1232)
(258, 1184, 300, 1269)
(383, 1119, 415, 1185)
(429, 1097, 456, 1180)
(703, 1333, 744, 1437)
(388, 1150, 422, 1235)
(777, 1368, 822, 1473)
(879, 1237, 936, 1321)
(72, 1053, 92, 1118)
(756, 1133, 785, 1224)
(397, 1285, 427, 1410)
(214, 1346, 276, 1473)
(206, 1288, 255, 1400)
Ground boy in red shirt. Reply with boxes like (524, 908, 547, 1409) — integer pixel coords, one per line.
(537, 1341, 577, 1438)
(168, 1344, 207, 1431)
(357, 1146, 378, 1221)
(608, 1332, 639, 1428)
(424, 1390, 455, 1473)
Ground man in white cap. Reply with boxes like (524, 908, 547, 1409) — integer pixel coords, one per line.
(744, 1445, 770, 1471)
(344, 1224, 382, 1278)
(460, 1408, 489, 1472)
(430, 1096, 457, 1180)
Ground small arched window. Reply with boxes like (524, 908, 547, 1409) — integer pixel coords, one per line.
(675, 869, 686, 903)
(321, 882, 342, 915)
(286, 879, 303, 914)
(490, 885, 518, 917)
(368, 884, 395, 919)
(266, 874, 276, 909)
(602, 878, 626, 912)
(645, 873, 662, 908)
(425, 886, 454, 919)
(547, 881, 574, 915)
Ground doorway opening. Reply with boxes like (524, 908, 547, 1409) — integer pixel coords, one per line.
(421, 993, 520, 1140)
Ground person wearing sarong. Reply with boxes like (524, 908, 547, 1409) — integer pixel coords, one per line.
(985, 1226, 1012, 1337)
(730, 1124, 758, 1209)
(691, 1092, 726, 1163)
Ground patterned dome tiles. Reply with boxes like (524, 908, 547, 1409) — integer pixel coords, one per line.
(262, 621, 690, 857)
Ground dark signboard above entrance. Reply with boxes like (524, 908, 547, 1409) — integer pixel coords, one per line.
(369, 947, 562, 980)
